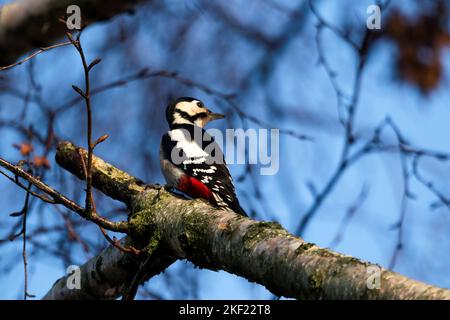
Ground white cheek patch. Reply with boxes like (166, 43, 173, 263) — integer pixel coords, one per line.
(173, 112, 192, 125)
(169, 129, 208, 158)
(176, 101, 204, 116)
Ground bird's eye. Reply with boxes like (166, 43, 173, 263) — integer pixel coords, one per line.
(196, 102, 203, 108)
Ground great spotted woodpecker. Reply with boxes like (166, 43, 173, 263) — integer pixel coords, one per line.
(160, 97, 247, 216)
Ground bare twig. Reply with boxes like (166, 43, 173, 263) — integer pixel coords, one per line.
(309, 0, 360, 51)
(412, 156, 450, 210)
(99, 226, 141, 256)
(66, 31, 96, 215)
(66, 31, 140, 254)
(54, 68, 313, 142)
(296, 0, 391, 236)
(0, 157, 128, 232)
(21, 181, 35, 300)
(384, 118, 415, 269)
(53, 206, 90, 253)
(0, 41, 72, 71)
(329, 184, 369, 248)
(0, 169, 56, 204)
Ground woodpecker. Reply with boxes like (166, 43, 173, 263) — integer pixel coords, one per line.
(160, 97, 247, 216)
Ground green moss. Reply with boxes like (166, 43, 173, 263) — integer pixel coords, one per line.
(57, 141, 76, 154)
(295, 242, 315, 255)
(129, 190, 162, 221)
(337, 255, 361, 266)
(105, 165, 114, 176)
(127, 189, 180, 256)
(308, 269, 325, 298)
(171, 206, 223, 269)
(128, 208, 159, 250)
(313, 248, 335, 259)
(145, 230, 162, 256)
(181, 210, 210, 251)
(243, 221, 287, 250)
(129, 209, 152, 233)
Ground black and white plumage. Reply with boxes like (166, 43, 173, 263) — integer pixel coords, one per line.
(160, 97, 247, 216)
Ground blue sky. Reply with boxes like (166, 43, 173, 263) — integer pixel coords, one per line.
(0, 0, 449, 299)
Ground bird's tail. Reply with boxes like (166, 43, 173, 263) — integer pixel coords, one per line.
(229, 201, 248, 217)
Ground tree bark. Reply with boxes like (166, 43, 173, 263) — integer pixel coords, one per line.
(0, 0, 146, 65)
(42, 238, 174, 300)
(42, 141, 450, 300)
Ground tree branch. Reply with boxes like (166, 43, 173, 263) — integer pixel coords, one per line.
(44, 141, 450, 300)
(54, 141, 148, 206)
(0, 155, 128, 232)
(42, 238, 175, 300)
(0, 0, 146, 65)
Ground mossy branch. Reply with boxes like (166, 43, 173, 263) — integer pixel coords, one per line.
(55, 141, 148, 206)
(42, 238, 175, 300)
(46, 141, 450, 300)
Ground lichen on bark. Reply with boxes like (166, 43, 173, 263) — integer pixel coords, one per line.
(43, 141, 450, 300)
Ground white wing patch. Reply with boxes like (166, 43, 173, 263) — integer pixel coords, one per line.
(183, 158, 207, 165)
(213, 193, 227, 207)
(201, 176, 213, 184)
(192, 166, 217, 174)
(169, 129, 208, 158)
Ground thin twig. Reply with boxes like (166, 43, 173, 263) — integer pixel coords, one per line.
(21, 181, 35, 300)
(0, 157, 128, 232)
(412, 156, 450, 210)
(54, 68, 313, 142)
(65, 31, 137, 250)
(295, 0, 391, 236)
(66, 31, 96, 215)
(0, 41, 72, 71)
(329, 184, 369, 248)
(0, 169, 56, 204)
(99, 227, 141, 256)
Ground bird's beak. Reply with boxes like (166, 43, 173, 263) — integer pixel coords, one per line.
(206, 111, 226, 122)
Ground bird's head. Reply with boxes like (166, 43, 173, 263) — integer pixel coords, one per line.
(166, 97, 225, 129)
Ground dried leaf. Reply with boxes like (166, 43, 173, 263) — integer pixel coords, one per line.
(13, 142, 34, 157)
(383, 4, 450, 94)
(33, 155, 50, 169)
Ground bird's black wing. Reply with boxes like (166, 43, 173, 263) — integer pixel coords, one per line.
(161, 126, 247, 216)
